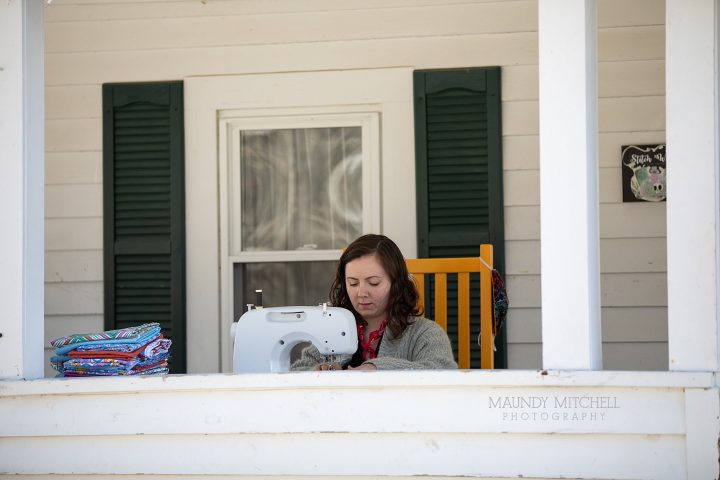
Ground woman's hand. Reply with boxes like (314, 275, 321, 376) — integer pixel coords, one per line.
(348, 363, 377, 371)
(315, 362, 340, 371)
(314, 362, 378, 371)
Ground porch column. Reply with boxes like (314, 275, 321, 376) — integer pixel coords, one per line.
(666, 0, 720, 371)
(0, 0, 45, 379)
(538, 0, 602, 369)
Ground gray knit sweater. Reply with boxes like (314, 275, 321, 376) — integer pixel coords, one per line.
(290, 316, 458, 371)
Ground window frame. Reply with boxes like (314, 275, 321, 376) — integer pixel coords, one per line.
(184, 68, 415, 373)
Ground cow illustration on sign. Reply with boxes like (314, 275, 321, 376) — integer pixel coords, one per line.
(621, 144, 666, 202)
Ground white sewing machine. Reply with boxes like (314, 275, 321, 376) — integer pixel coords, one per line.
(230, 303, 358, 373)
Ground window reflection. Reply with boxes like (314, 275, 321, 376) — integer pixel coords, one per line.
(239, 127, 363, 252)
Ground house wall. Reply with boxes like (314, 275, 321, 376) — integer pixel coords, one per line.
(43, 0, 667, 375)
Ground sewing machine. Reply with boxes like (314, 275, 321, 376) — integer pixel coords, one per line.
(230, 303, 358, 373)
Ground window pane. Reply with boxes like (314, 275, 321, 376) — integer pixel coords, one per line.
(239, 127, 363, 252)
(233, 261, 338, 321)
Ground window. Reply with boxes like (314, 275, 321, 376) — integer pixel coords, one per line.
(185, 68, 414, 372)
(218, 112, 381, 365)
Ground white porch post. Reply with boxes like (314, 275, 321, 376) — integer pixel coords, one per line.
(538, 0, 602, 370)
(0, 0, 45, 379)
(666, 0, 720, 371)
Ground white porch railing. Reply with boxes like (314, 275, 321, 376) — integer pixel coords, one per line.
(1, 370, 717, 479)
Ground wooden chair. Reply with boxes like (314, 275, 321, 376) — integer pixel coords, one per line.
(405, 244, 495, 369)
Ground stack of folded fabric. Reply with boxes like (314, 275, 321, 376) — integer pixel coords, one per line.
(49, 322, 171, 377)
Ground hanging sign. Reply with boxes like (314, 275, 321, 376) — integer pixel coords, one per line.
(621, 144, 666, 202)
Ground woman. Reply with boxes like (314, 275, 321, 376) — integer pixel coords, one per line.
(291, 234, 457, 371)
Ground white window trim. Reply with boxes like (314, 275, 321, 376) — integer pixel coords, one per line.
(185, 68, 415, 373)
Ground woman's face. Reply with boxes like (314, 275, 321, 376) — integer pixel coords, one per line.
(345, 254, 391, 324)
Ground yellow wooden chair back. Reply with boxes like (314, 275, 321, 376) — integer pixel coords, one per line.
(405, 244, 494, 369)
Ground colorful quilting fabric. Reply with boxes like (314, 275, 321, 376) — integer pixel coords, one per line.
(67, 337, 171, 361)
(50, 322, 161, 348)
(62, 355, 169, 373)
(74, 336, 169, 354)
(52, 329, 161, 355)
(63, 357, 140, 371)
(50, 322, 171, 377)
(61, 359, 169, 377)
(50, 355, 72, 372)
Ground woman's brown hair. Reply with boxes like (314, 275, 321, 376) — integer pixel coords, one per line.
(329, 234, 423, 337)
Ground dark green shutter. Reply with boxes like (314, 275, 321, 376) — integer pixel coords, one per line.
(414, 67, 506, 368)
(103, 82, 186, 373)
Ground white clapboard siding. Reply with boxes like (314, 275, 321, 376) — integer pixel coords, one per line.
(600, 167, 625, 203)
(506, 308, 542, 343)
(604, 342, 669, 370)
(45, 85, 101, 119)
(41, 27, 662, 78)
(46, 118, 101, 152)
(499, 168, 654, 207)
(603, 307, 668, 341)
(504, 170, 540, 206)
(45, 282, 103, 315)
(597, 0, 665, 27)
(600, 96, 666, 132)
(45, 151, 102, 185)
(502, 64, 538, 101)
(599, 25, 664, 62)
(45, 34, 540, 86)
(501, 95, 665, 143)
(601, 238, 667, 272)
(506, 167, 624, 208)
(503, 135, 539, 171)
(502, 61, 668, 105)
(505, 206, 541, 241)
(601, 203, 667, 238)
(506, 272, 666, 310)
(42, 26, 662, 87)
(503, 100, 539, 136)
(509, 342, 669, 372)
(43, 0, 663, 26)
(507, 238, 666, 276)
(44, 0, 534, 23)
(505, 204, 667, 241)
(602, 273, 667, 307)
(45, 184, 102, 218)
(502, 60, 664, 104)
(599, 60, 665, 97)
(45, 218, 102, 251)
(45, 3, 538, 54)
(507, 343, 542, 369)
(508, 307, 668, 344)
(45, 249, 103, 283)
(505, 276, 541, 308)
(505, 239, 540, 274)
